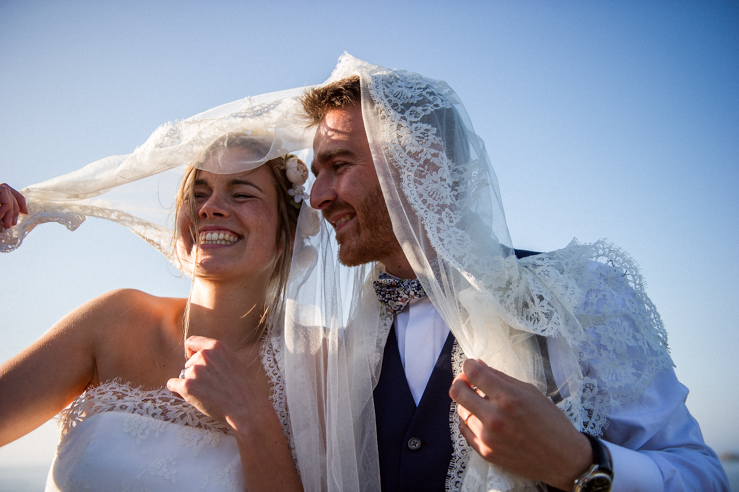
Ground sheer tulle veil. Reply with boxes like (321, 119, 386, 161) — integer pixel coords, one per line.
(283, 54, 672, 492)
(0, 87, 314, 259)
(1, 54, 672, 492)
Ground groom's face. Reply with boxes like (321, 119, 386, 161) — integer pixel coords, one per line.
(310, 105, 401, 267)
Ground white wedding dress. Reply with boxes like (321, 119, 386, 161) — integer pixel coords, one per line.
(45, 338, 290, 492)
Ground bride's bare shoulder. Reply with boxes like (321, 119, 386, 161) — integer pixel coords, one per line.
(78, 288, 184, 320)
(84, 290, 187, 383)
(65, 289, 186, 341)
(97, 288, 184, 308)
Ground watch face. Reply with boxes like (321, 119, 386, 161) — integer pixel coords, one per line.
(582, 474, 613, 492)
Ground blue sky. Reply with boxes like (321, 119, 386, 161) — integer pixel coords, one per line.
(1, 0, 737, 469)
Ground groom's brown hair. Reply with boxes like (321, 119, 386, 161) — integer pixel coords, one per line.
(300, 75, 360, 127)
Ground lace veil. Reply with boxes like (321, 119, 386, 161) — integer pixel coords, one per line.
(283, 54, 674, 492)
(0, 87, 315, 260)
(1, 54, 674, 492)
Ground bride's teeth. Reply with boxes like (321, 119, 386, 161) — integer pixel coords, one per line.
(199, 231, 239, 245)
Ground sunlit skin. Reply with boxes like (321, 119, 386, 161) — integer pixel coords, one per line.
(0, 152, 303, 491)
(178, 160, 282, 292)
(174, 163, 282, 348)
(309, 104, 413, 279)
(309, 106, 592, 490)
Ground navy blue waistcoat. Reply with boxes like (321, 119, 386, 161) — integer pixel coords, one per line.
(373, 326, 456, 492)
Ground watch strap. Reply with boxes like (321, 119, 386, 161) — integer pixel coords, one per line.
(581, 432, 613, 476)
(543, 433, 614, 492)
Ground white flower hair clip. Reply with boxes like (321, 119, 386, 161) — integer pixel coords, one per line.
(285, 155, 310, 208)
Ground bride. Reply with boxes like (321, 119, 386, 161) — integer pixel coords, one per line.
(0, 132, 306, 491)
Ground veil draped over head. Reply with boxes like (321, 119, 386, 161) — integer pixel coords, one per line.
(2, 54, 674, 492)
(283, 54, 673, 492)
(0, 87, 314, 260)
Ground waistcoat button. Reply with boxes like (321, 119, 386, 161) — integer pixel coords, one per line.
(407, 437, 422, 451)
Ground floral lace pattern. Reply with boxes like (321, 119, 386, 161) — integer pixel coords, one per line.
(366, 64, 672, 423)
(50, 338, 289, 491)
(358, 55, 673, 490)
(51, 405, 244, 491)
(447, 340, 470, 492)
(58, 336, 293, 451)
(202, 462, 241, 490)
(261, 331, 296, 464)
(58, 380, 232, 442)
(367, 69, 492, 284)
(0, 202, 85, 253)
(0, 201, 172, 255)
(123, 413, 167, 444)
(177, 424, 223, 455)
(519, 240, 672, 435)
(0, 90, 310, 257)
(139, 454, 178, 483)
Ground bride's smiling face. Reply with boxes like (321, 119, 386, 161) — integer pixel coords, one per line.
(177, 148, 282, 282)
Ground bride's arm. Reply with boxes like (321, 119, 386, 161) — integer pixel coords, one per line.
(0, 289, 134, 446)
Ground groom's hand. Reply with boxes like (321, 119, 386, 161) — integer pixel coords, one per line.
(449, 358, 592, 490)
(0, 184, 28, 230)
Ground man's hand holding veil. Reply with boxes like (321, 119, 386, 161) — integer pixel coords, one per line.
(451, 358, 594, 490)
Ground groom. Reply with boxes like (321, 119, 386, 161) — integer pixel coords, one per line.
(300, 74, 727, 491)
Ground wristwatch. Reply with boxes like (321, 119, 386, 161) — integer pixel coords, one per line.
(572, 432, 613, 492)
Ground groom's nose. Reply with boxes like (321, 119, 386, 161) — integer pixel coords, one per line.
(309, 172, 337, 210)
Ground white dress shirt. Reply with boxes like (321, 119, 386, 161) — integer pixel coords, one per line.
(394, 296, 450, 405)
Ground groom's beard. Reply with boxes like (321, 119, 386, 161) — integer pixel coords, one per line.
(325, 183, 402, 267)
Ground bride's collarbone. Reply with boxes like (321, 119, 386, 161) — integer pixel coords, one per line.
(93, 337, 185, 391)
(91, 294, 188, 390)
(91, 309, 269, 391)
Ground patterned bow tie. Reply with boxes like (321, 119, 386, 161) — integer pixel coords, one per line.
(373, 272, 427, 315)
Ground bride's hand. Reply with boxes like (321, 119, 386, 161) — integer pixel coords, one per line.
(0, 184, 28, 230)
(166, 335, 275, 431)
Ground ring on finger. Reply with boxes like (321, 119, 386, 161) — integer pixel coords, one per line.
(179, 368, 187, 379)
(463, 413, 472, 426)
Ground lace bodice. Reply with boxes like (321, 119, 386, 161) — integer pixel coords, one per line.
(46, 336, 290, 492)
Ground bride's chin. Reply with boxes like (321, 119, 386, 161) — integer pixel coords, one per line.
(193, 257, 233, 276)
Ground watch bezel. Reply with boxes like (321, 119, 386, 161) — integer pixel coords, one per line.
(573, 465, 613, 492)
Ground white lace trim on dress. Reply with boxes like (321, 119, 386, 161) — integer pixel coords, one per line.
(58, 336, 293, 445)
